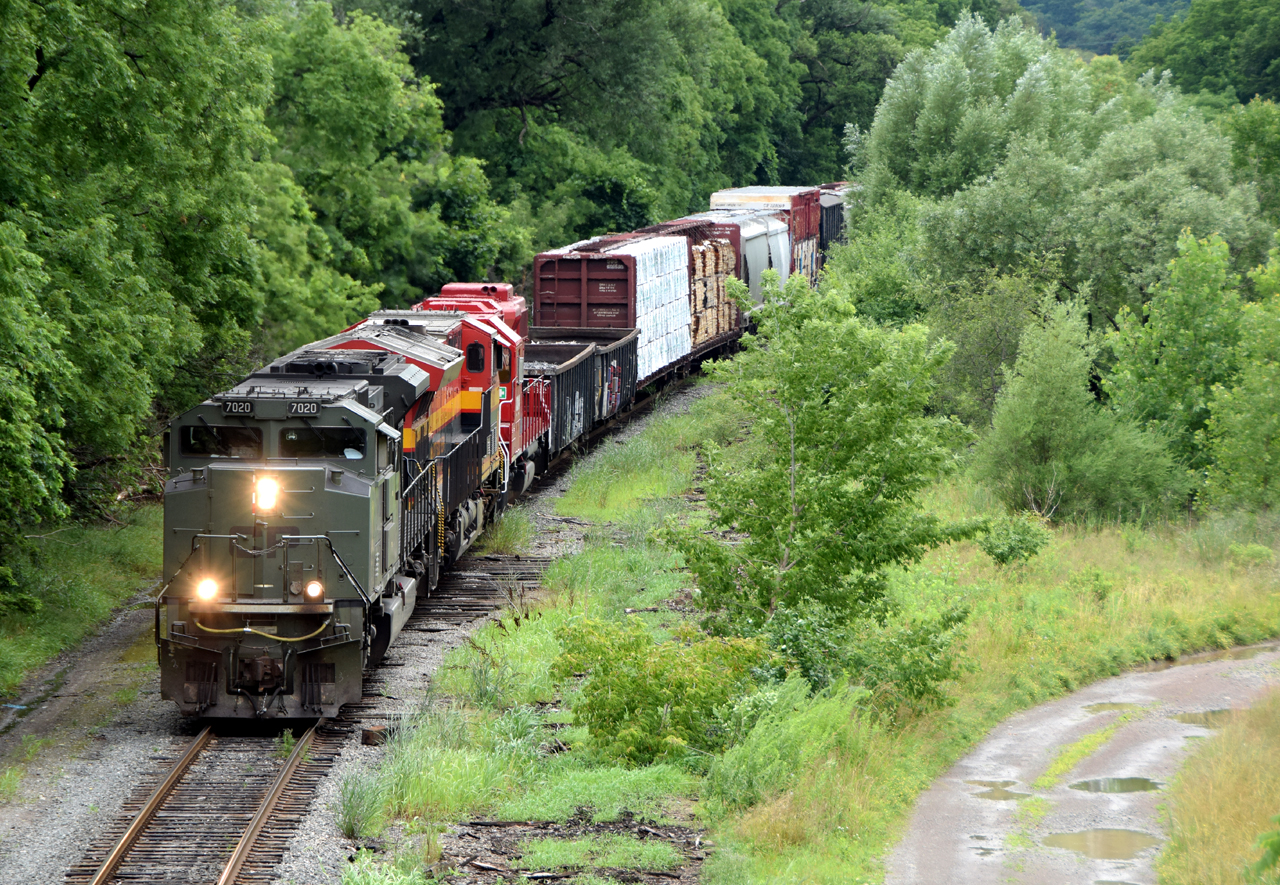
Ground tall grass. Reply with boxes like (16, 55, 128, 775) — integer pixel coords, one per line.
(704, 478, 1280, 884)
(0, 506, 163, 695)
(555, 383, 743, 522)
(1158, 689, 1280, 885)
(378, 706, 543, 820)
(474, 506, 535, 555)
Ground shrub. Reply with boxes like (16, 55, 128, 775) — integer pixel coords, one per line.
(845, 606, 970, 714)
(978, 513, 1052, 566)
(553, 619, 766, 764)
(1228, 543, 1275, 569)
(974, 297, 1187, 520)
(758, 602, 847, 691)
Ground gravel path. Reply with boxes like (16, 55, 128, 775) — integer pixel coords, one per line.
(884, 641, 1280, 885)
(0, 382, 709, 885)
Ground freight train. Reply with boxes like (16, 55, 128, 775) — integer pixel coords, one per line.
(155, 185, 848, 719)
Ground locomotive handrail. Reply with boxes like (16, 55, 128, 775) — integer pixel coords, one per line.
(153, 542, 207, 647)
(278, 534, 372, 607)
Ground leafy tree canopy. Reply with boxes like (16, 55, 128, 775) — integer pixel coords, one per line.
(261, 2, 529, 314)
(1021, 0, 1190, 56)
(973, 297, 1186, 519)
(855, 14, 1273, 324)
(1126, 0, 1280, 104)
(1204, 247, 1280, 509)
(669, 273, 974, 629)
(1105, 232, 1242, 470)
(1, 0, 273, 523)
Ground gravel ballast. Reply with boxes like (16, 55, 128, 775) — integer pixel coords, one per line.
(0, 383, 708, 885)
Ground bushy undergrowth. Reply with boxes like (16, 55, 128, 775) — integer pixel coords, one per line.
(355, 386, 1280, 885)
(978, 512, 1052, 566)
(0, 506, 162, 695)
(554, 619, 766, 764)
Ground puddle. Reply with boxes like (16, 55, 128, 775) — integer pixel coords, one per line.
(1070, 777, 1162, 793)
(119, 631, 159, 664)
(1140, 642, 1280, 671)
(1170, 709, 1235, 728)
(1043, 829, 1161, 859)
(965, 779, 1031, 800)
(1095, 881, 1142, 885)
(1083, 702, 1138, 715)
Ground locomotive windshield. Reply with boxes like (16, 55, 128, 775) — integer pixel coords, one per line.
(280, 426, 366, 460)
(179, 425, 263, 459)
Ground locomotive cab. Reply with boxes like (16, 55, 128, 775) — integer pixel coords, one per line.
(158, 369, 415, 718)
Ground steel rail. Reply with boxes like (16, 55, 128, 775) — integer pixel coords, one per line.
(216, 724, 319, 885)
(87, 726, 214, 885)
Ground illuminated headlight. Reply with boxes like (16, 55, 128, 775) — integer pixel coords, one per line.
(255, 477, 279, 511)
(196, 578, 218, 601)
(304, 580, 324, 600)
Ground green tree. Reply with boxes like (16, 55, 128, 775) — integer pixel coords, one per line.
(821, 193, 927, 325)
(1105, 232, 1242, 470)
(2, 0, 274, 512)
(916, 86, 1270, 323)
(670, 273, 973, 628)
(397, 0, 781, 238)
(1223, 98, 1280, 226)
(1204, 247, 1280, 509)
(858, 14, 1098, 202)
(0, 224, 73, 547)
(925, 260, 1058, 425)
(262, 3, 528, 308)
(974, 297, 1185, 519)
(1126, 0, 1280, 104)
(1022, 0, 1192, 56)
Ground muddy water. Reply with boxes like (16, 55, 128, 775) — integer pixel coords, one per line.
(965, 780, 1031, 800)
(1043, 828, 1162, 859)
(1082, 702, 1138, 715)
(884, 640, 1280, 885)
(1069, 777, 1162, 793)
(1170, 709, 1235, 728)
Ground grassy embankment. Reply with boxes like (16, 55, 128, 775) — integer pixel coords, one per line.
(1158, 688, 1280, 885)
(345, 383, 1280, 885)
(0, 504, 163, 798)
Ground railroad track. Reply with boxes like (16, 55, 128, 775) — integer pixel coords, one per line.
(64, 380, 683, 883)
(65, 720, 351, 885)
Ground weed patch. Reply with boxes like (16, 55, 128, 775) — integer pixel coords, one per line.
(1032, 719, 1127, 790)
(474, 507, 534, 555)
(496, 762, 697, 823)
(517, 834, 682, 871)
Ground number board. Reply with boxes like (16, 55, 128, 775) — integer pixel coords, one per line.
(222, 400, 254, 416)
(288, 400, 321, 417)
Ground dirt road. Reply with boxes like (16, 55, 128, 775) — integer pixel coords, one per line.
(885, 641, 1280, 885)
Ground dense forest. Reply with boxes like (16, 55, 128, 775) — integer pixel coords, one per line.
(1, 0, 1278, 605)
